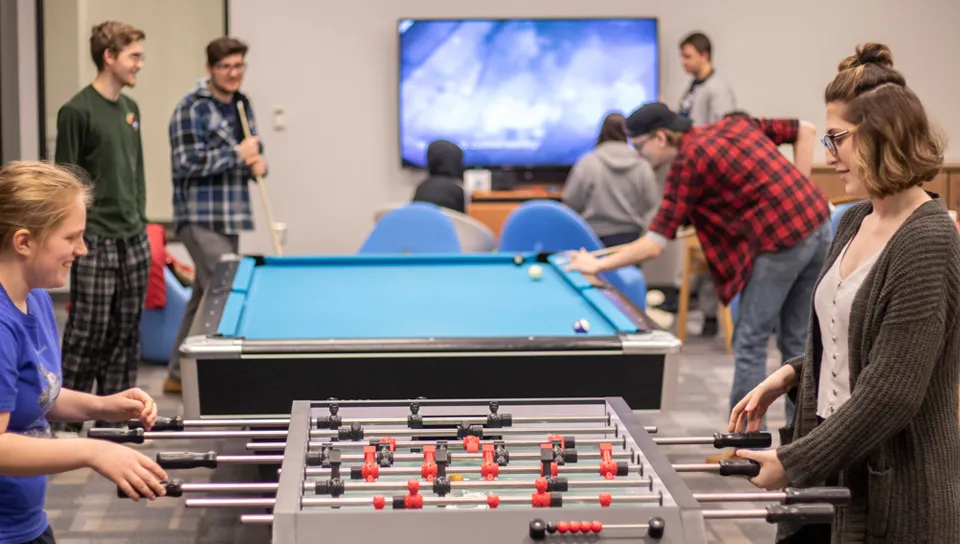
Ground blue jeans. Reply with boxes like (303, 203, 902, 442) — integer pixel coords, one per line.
(729, 221, 832, 428)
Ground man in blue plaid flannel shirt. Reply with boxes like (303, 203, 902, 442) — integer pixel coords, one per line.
(164, 37, 266, 393)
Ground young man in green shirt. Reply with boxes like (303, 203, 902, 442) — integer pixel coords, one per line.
(53, 21, 151, 436)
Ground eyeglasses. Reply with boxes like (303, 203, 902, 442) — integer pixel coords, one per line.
(214, 62, 246, 73)
(822, 128, 855, 156)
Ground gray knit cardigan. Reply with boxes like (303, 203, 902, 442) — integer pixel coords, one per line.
(776, 197, 960, 543)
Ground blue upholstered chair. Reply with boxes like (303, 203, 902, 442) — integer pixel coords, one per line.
(498, 200, 649, 310)
(831, 200, 864, 234)
(359, 202, 461, 254)
(140, 267, 192, 364)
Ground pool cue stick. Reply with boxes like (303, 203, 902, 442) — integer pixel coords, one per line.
(236, 101, 283, 256)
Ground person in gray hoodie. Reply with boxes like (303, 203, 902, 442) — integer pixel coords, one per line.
(563, 113, 660, 247)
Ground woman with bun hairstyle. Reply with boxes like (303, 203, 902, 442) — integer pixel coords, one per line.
(0, 161, 168, 544)
(729, 43, 960, 543)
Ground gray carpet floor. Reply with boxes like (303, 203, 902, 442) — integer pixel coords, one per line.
(45, 306, 788, 543)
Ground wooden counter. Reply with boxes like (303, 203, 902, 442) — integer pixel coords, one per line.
(467, 186, 563, 238)
(811, 163, 960, 210)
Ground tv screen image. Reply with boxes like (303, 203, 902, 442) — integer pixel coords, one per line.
(398, 18, 659, 169)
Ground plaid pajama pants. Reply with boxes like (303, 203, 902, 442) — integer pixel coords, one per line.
(56, 231, 151, 433)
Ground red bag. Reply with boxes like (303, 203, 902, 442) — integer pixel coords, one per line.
(144, 224, 167, 310)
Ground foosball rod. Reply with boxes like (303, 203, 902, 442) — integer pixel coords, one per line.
(203, 488, 847, 517)
(153, 449, 631, 469)
(247, 438, 621, 452)
(244, 431, 768, 453)
(88, 425, 623, 444)
(119, 476, 655, 498)
(186, 497, 839, 516)
(299, 458, 760, 479)
(302, 464, 645, 478)
(185, 494, 662, 509)
(123, 480, 848, 507)
(126, 414, 617, 431)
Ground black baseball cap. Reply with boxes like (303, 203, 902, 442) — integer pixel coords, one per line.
(625, 102, 694, 138)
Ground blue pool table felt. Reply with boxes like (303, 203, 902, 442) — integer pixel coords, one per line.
(218, 254, 638, 340)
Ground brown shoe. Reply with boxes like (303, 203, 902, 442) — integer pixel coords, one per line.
(705, 449, 738, 463)
(163, 378, 182, 395)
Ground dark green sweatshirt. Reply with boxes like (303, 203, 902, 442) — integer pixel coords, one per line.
(54, 85, 146, 238)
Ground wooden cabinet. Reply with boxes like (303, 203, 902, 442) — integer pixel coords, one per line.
(467, 187, 563, 238)
(811, 163, 960, 209)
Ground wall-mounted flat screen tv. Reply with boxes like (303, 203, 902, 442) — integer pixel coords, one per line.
(398, 18, 659, 169)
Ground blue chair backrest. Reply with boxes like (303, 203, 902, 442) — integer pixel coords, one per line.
(499, 200, 605, 253)
(498, 200, 648, 309)
(359, 202, 461, 254)
(830, 201, 863, 234)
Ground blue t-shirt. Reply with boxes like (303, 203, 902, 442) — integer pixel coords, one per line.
(214, 96, 242, 144)
(0, 286, 61, 544)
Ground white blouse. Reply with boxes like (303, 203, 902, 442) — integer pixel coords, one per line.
(814, 238, 885, 419)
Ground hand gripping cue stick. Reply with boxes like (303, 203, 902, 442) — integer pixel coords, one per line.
(236, 100, 283, 256)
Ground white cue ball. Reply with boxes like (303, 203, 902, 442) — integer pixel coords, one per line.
(528, 264, 543, 280)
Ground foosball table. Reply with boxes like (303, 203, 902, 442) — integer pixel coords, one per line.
(93, 397, 849, 543)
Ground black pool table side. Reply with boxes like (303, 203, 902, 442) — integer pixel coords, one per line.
(179, 255, 682, 417)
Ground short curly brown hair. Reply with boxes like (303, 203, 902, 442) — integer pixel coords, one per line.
(90, 21, 145, 72)
(825, 43, 944, 198)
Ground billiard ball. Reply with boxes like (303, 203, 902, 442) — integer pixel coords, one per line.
(573, 319, 590, 333)
(513, 254, 524, 266)
(528, 264, 543, 280)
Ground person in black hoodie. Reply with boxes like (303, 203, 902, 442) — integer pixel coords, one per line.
(412, 140, 466, 213)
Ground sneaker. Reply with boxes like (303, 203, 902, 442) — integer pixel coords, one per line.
(163, 378, 182, 395)
(55, 431, 80, 440)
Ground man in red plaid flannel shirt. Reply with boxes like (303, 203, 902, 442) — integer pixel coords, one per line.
(568, 103, 832, 430)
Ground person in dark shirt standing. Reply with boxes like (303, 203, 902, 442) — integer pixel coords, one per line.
(412, 140, 466, 214)
(164, 37, 265, 393)
(52, 21, 151, 436)
(567, 103, 831, 437)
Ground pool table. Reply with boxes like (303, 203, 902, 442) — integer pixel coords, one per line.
(179, 253, 681, 419)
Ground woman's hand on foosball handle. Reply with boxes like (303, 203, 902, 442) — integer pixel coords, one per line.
(734, 449, 789, 490)
(97, 388, 158, 431)
(85, 440, 168, 501)
(728, 365, 797, 433)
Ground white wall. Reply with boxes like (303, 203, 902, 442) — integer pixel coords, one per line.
(43, 0, 224, 222)
(231, 0, 960, 256)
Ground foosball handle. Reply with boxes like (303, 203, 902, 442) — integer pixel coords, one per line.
(712, 432, 771, 449)
(88, 428, 144, 444)
(648, 516, 666, 538)
(765, 504, 835, 524)
(116, 479, 183, 499)
(157, 451, 218, 469)
(126, 416, 184, 432)
(718, 459, 761, 477)
(783, 487, 852, 506)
